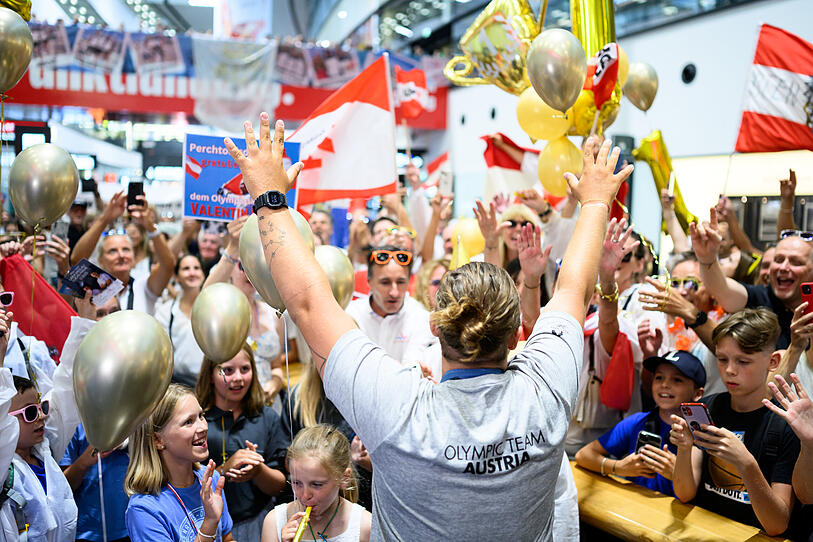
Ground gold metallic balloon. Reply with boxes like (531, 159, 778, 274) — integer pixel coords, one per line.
(0, 1, 30, 21)
(0, 6, 33, 93)
(570, 0, 616, 58)
(537, 136, 583, 197)
(239, 211, 314, 313)
(314, 245, 354, 309)
(443, 0, 544, 95)
(451, 218, 485, 259)
(632, 130, 699, 234)
(9, 143, 79, 230)
(527, 29, 587, 113)
(624, 61, 658, 112)
(73, 310, 173, 451)
(617, 45, 629, 86)
(191, 283, 250, 363)
(516, 87, 572, 141)
(566, 85, 622, 137)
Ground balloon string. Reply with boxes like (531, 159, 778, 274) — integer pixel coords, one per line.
(28, 228, 37, 388)
(282, 314, 302, 512)
(97, 453, 108, 542)
(1, 94, 5, 200)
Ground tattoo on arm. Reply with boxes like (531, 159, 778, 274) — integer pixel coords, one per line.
(259, 224, 286, 259)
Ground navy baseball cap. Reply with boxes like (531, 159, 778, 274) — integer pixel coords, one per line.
(643, 350, 706, 388)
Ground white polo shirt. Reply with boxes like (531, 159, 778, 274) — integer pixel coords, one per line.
(345, 295, 438, 367)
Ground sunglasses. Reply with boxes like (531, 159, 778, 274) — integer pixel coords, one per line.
(9, 400, 50, 423)
(506, 219, 533, 229)
(101, 228, 128, 238)
(0, 291, 13, 308)
(780, 229, 813, 241)
(670, 277, 702, 291)
(387, 226, 417, 239)
(370, 250, 412, 266)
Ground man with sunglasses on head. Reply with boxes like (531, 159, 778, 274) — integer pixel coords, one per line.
(345, 244, 438, 371)
(692, 207, 813, 349)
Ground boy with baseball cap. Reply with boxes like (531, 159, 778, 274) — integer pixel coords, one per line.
(576, 350, 706, 497)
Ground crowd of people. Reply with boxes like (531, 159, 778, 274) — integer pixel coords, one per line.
(1, 113, 812, 541)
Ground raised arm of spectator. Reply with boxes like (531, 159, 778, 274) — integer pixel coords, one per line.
(544, 138, 633, 325)
(169, 218, 201, 257)
(489, 133, 524, 164)
(225, 114, 357, 378)
(420, 192, 452, 263)
(381, 191, 414, 232)
(71, 191, 127, 265)
(775, 303, 813, 383)
(405, 163, 431, 242)
(597, 219, 638, 353)
(691, 207, 748, 313)
(765, 373, 813, 504)
(473, 199, 507, 267)
(202, 216, 246, 289)
(717, 196, 761, 256)
(346, 212, 371, 266)
(516, 224, 551, 331)
(128, 196, 175, 297)
(778, 169, 797, 238)
(639, 276, 717, 351)
(660, 189, 690, 253)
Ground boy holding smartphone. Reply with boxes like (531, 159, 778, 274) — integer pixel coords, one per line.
(670, 308, 799, 536)
(575, 350, 706, 497)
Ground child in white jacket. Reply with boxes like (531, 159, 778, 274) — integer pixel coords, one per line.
(0, 307, 94, 542)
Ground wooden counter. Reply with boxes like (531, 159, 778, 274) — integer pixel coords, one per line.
(571, 461, 791, 541)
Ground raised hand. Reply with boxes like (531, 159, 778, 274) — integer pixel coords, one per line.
(224, 215, 248, 253)
(128, 195, 151, 228)
(639, 276, 699, 322)
(405, 163, 421, 190)
(564, 137, 634, 207)
(789, 303, 813, 350)
(44, 234, 71, 275)
(75, 287, 96, 320)
(225, 114, 304, 200)
(102, 192, 127, 225)
(517, 224, 551, 285)
(764, 373, 813, 446)
(715, 195, 734, 223)
(492, 192, 510, 214)
(473, 200, 508, 247)
(429, 192, 453, 218)
(689, 207, 722, 265)
(200, 460, 225, 525)
(637, 320, 663, 359)
(224, 441, 265, 482)
(660, 188, 675, 213)
(780, 169, 797, 203)
(515, 189, 550, 215)
(599, 218, 637, 281)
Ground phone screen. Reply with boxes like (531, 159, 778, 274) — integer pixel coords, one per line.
(438, 171, 453, 196)
(127, 182, 144, 208)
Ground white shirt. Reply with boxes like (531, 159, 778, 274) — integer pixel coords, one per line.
(4, 323, 56, 392)
(345, 295, 437, 367)
(115, 277, 158, 315)
(154, 298, 205, 387)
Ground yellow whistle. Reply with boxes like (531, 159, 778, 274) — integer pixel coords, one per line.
(292, 506, 312, 542)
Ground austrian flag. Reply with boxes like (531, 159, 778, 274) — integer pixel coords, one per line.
(395, 66, 429, 119)
(735, 24, 813, 152)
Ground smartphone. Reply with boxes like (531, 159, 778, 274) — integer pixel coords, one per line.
(680, 402, 713, 435)
(802, 283, 813, 315)
(635, 430, 662, 453)
(52, 220, 69, 242)
(127, 181, 144, 208)
(82, 178, 97, 193)
(667, 170, 675, 197)
(438, 170, 453, 196)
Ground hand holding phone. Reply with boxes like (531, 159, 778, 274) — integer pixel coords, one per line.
(635, 430, 662, 453)
(127, 181, 144, 208)
(801, 283, 813, 315)
(680, 402, 713, 437)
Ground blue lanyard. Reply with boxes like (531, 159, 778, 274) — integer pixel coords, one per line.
(440, 368, 503, 383)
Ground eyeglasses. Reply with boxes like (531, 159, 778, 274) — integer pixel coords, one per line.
(780, 229, 813, 241)
(387, 226, 417, 239)
(102, 228, 127, 238)
(506, 219, 533, 229)
(370, 250, 412, 266)
(9, 400, 50, 423)
(670, 276, 702, 291)
(0, 291, 13, 308)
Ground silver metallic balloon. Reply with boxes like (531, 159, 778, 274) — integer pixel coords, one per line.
(239, 210, 314, 312)
(9, 143, 79, 230)
(191, 282, 250, 363)
(623, 61, 658, 112)
(314, 245, 354, 309)
(0, 7, 33, 94)
(73, 310, 173, 451)
(527, 29, 587, 113)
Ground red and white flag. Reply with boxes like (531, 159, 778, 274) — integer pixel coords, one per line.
(735, 24, 813, 153)
(185, 155, 202, 180)
(585, 42, 619, 108)
(290, 56, 397, 208)
(423, 151, 450, 188)
(394, 66, 429, 119)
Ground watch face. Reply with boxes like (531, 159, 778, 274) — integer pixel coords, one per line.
(269, 192, 283, 206)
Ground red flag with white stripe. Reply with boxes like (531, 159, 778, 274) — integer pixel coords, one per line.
(735, 24, 813, 152)
(185, 155, 202, 179)
(290, 56, 397, 208)
(395, 66, 429, 119)
(423, 151, 449, 188)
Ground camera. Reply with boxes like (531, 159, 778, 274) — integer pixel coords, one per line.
(803, 284, 812, 295)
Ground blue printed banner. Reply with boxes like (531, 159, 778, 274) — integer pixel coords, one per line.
(183, 134, 300, 222)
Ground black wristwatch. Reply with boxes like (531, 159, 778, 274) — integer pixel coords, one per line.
(252, 190, 288, 214)
(687, 310, 708, 329)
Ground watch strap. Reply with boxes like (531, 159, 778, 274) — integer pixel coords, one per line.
(687, 310, 708, 329)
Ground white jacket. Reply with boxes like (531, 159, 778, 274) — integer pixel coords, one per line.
(0, 317, 93, 542)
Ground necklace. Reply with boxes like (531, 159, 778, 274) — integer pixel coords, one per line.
(167, 477, 201, 536)
(307, 498, 341, 541)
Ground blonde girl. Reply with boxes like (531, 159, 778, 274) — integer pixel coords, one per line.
(261, 425, 371, 542)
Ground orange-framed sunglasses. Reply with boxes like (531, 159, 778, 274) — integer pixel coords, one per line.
(370, 250, 412, 266)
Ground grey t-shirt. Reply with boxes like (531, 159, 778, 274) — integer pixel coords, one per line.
(324, 311, 582, 541)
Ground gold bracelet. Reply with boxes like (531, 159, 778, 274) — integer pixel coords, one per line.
(595, 282, 619, 302)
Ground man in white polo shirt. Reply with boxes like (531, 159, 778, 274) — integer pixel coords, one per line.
(345, 244, 437, 368)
